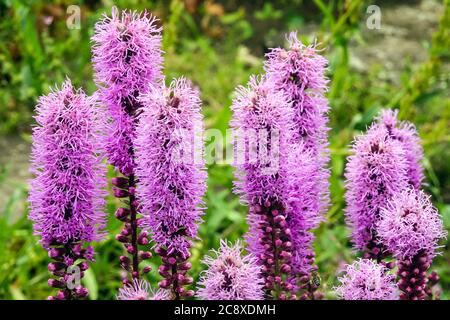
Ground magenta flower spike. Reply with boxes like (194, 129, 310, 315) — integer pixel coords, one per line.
(377, 189, 447, 300)
(28, 79, 106, 300)
(264, 32, 330, 295)
(91, 7, 162, 285)
(196, 240, 265, 300)
(344, 119, 409, 260)
(231, 75, 309, 299)
(335, 259, 397, 300)
(135, 77, 206, 299)
(376, 109, 424, 189)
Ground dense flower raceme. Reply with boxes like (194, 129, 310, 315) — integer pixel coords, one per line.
(135, 77, 207, 299)
(376, 109, 424, 189)
(28, 80, 106, 299)
(344, 117, 409, 259)
(264, 32, 330, 221)
(117, 279, 171, 300)
(91, 7, 161, 286)
(197, 240, 264, 300)
(264, 33, 330, 294)
(335, 259, 397, 300)
(91, 6, 163, 175)
(377, 189, 447, 300)
(231, 76, 320, 299)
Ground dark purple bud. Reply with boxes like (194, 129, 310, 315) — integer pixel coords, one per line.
(143, 266, 152, 274)
(115, 207, 130, 221)
(48, 262, 66, 272)
(128, 187, 136, 195)
(111, 177, 129, 188)
(139, 251, 152, 260)
(74, 286, 89, 298)
(113, 187, 129, 198)
(182, 290, 195, 298)
(178, 262, 192, 270)
(126, 245, 136, 254)
(48, 278, 65, 288)
(48, 248, 66, 259)
(115, 234, 129, 243)
(159, 279, 171, 289)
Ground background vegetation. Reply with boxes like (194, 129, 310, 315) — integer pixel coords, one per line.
(0, 0, 448, 300)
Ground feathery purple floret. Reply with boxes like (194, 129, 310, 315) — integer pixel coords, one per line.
(231, 76, 305, 298)
(335, 259, 397, 300)
(117, 279, 170, 300)
(135, 77, 206, 259)
(91, 7, 163, 175)
(345, 119, 409, 256)
(197, 240, 264, 300)
(376, 109, 424, 189)
(377, 189, 447, 261)
(265, 32, 330, 222)
(29, 79, 106, 247)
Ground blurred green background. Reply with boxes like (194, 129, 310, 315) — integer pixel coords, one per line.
(0, 0, 449, 300)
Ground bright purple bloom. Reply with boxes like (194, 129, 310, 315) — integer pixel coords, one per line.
(29, 79, 106, 246)
(117, 279, 171, 300)
(92, 7, 162, 284)
(335, 259, 397, 300)
(28, 79, 106, 299)
(264, 32, 330, 221)
(135, 77, 206, 298)
(377, 189, 446, 261)
(345, 120, 409, 258)
(264, 33, 330, 294)
(377, 189, 446, 300)
(231, 75, 307, 299)
(197, 240, 264, 300)
(376, 109, 424, 189)
(91, 6, 163, 176)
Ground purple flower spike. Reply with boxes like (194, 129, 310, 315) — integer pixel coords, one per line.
(91, 6, 163, 175)
(376, 109, 424, 189)
(264, 33, 330, 297)
(135, 77, 206, 299)
(197, 240, 264, 300)
(345, 119, 409, 259)
(378, 189, 446, 261)
(29, 79, 106, 299)
(264, 32, 330, 220)
(92, 7, 163, 284)
(231, 75, 302, 299)
(335, 259, 397, 300)
(377, 189, 446, 300)
(117, 279, 171, 300)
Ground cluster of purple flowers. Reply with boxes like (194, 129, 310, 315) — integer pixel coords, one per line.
(28, 7, 446, 301)
(336, 109, 446, 300)
(230, 33, 330, 300)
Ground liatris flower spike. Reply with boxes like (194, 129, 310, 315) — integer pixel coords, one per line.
(377, 189, 447, 300)
(231, 75, 300, 299)
(196, 240, 265, 300)
(135, 77, 207, 299)
(117, 279, 171, 300)
(335, 259, 397, 300)
(28, 79, 106, 300)
(91, 7, 162, 285)
(344, 119, 409, 260)
(264, 32, 330, 297)
(376, 109, 424, 189)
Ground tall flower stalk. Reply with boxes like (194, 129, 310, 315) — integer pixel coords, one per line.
(91, 7, 162, 285)
(29, 80, 106, 300)
(377, 189, 447, 300)
(264, 33, 330, 298)
(135, 78, 207, 299)
(345, 115, 409, 260)
(231, 76, 304, 299)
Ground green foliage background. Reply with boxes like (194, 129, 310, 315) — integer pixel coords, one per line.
(0, 0, 449, 299)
